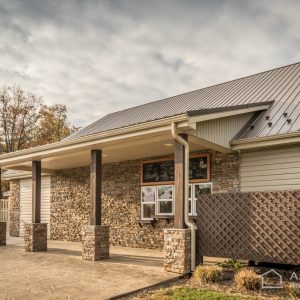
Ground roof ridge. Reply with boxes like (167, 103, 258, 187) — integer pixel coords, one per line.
(104, 61, 300, 116)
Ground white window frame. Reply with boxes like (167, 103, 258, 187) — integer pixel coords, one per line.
(157, 185, 174, 216)
(141, 186, 156, 220)
(141, 182, 212, 219)
(188, 183, 193, 216)
(191, 182, 213, 216)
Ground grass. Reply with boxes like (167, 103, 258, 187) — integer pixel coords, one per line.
(151, 287, 257, 300)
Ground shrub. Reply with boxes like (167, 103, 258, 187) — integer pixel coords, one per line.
(218, 259, 243, 271)
(194, 265, 223, 283)
(234, 269, 261, 291)
(284, 283, 300, 299)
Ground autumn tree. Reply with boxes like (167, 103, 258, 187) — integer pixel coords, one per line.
(0, 85, 76, 153)
(32, 104, 77, 147)
(0, 85, 42, 152)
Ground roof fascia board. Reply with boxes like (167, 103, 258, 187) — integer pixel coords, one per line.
(189, 134, 234, 154)
(231, 131, 300, 150)
(188, 104, 271, 125)
(2, 173, 50, 181)
(0, 124, 174, 166)
(3, 165, 56, 174)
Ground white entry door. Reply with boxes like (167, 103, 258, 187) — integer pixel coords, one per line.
(19, 177, 51, 238)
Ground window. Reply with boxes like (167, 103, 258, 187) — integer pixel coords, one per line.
(157, 185, 173, 215)
(141, 185, 174, 219)
(188, 184, 192, 215)
(140, 154, 211, 219)
(189, 182, 212, 216)
(141, 154, 210, 185)
(141, 186, 156, 219)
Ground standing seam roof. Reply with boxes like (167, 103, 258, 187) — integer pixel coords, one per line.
(66, 62, 300, 141)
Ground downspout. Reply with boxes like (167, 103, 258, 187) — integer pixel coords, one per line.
(171, 122, 197, 272)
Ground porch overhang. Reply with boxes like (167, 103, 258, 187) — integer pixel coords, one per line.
(0, 101, 272, 171)
(0, 121, 207, 172)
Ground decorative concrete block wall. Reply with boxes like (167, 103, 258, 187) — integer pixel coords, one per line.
(9, 180, 20, 237)
(164, 229, 191, 273)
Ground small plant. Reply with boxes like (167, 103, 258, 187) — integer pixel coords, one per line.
(234, 269, 261, 291)
(193, 265, 223, 283)
(218, 259, 243, 271)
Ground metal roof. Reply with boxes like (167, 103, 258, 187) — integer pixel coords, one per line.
(67, 62, 300, 141)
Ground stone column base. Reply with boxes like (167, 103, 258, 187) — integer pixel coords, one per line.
(164, 228, 191, 274)
(24, 223, 47, 252)
(0, 222, 6, 246)
(82, 225, 109, 261)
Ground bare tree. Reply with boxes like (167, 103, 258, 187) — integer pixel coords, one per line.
(0, 85, 41, 152)
(0, 85, 77, 153)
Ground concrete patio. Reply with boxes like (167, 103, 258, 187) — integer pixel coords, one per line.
(0, 237, 179, 300)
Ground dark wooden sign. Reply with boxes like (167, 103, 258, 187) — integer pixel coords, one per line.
(142, 158, 174, 184)
(189, 154, 210, 183)
(142, 154, 210, 184)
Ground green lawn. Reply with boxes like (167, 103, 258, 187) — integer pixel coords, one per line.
(153, 287, 257, 300)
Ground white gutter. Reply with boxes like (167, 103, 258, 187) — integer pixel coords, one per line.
(171, 122, 197, 272)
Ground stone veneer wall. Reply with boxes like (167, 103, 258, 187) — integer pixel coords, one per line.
(50, 161, 173, 249)
(9, 180, 20, 237)
(50, 152, 240, 249)
(50, 167, 90, 241)
(210, 151, 240, 193)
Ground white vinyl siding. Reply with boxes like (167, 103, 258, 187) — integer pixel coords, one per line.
(193, 113, 254, 148)
(19, 177, 51, 237)
(240, 145, 300, 192)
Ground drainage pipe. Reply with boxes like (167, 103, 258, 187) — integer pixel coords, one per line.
(171, 122, 197, 271)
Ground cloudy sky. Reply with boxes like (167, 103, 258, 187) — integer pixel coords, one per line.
(0, 0, 299, 126)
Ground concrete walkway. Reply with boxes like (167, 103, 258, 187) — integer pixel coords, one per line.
(0, 237, 178, 300)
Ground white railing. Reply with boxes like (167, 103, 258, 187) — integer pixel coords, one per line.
(0, 199, 9, 222)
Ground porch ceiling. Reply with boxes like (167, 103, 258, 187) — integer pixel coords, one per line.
(3, 132, 206, 171)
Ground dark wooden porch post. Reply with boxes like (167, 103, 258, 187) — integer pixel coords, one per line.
(174, 134, 188, 229)
(32, 161, 41, 223)
(90, 149, 102, 226)
(0, 167, 2, 198)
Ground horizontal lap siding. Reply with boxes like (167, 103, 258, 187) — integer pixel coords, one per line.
(19, 177, 51, 237)
(240, 145, 300, 192)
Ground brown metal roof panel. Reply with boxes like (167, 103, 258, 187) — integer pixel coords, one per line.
(66, 62, 300, 141)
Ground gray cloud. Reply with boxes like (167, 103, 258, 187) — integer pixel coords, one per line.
(0, 0, 299, 126)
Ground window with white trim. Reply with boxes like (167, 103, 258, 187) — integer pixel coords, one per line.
(157, 185, 174, 215)
(188, 182, 212, 216)
(141, 186, 156, 219)
(141, 185, 174, 219)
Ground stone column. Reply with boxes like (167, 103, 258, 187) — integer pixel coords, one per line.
(0, 222, 6, 246)
(164, 228, 191, 274)
(24, 223, 47, 252)
(82, 225, 109, 261)
(82, 149, 109, 261)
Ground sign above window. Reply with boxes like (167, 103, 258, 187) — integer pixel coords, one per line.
(141, 154, 210, 185)
(142, 159, 174, 184)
